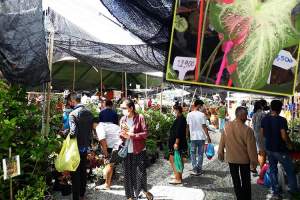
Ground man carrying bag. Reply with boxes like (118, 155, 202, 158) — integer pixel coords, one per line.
(68, 93, 94, 200)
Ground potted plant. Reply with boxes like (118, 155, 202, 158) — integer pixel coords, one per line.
(91, 166, 106, 186)
(58, 172, 72, 196)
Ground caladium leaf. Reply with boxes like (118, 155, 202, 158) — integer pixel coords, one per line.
(210, 0, 300, 89)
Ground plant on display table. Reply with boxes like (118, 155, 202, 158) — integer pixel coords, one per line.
(91, 165, 106, 185)
(141, 109, 175, 163)
(0, 81, 62, 199)
(289, 117, 300, 152)
(85, 102, 100, 118)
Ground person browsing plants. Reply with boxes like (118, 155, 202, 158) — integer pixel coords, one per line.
(186, 99, 211, 176)
(68, 93, 94, 200)
(119, 99, 153, 200)
(93, 118, 122, 191)
(261, 100, 300, 199)
(168, 104, 188, 184)
(218, 106, 257, 200)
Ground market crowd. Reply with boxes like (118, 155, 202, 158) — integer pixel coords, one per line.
(57, 91, 299, 200)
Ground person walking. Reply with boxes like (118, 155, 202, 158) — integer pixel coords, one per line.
(217, 101, 227, 132)
(187, 100, 211, 176)
(68, 93, 94, 200)
(168, 104, 188, 184)
(119, 99, 153, 200)
(99, 99, 118, 125)
(252, 101, 266, 169)
(93, 118, 122, 190)
(261, 100, 299, 199)
(218, 106, 258, 200)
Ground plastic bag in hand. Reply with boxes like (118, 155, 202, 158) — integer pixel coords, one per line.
(55, 134, 80, 172)
(205, 143, 215, 160)
(174, 150, 183, 173)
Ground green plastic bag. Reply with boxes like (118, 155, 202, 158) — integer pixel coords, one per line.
(174, 150, 183, 173)
(55, 134, 80, 172)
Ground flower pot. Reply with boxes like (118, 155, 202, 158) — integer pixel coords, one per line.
(61, 185, 72, 196)
(97, 178, 105, 185)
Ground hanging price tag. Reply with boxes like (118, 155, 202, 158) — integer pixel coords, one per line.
(273, 50, 297, 70)
(173, 57, 196, 80)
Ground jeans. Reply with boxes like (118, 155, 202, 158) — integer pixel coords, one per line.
(266, 151, 298, 195)
(219, 118, 226, 131)
(71, 152, 87, 200)
(190, 140, 205, 172)
(229, 163, 251, 200)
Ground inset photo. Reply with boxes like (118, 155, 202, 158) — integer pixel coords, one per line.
(166, 0, 300, 96)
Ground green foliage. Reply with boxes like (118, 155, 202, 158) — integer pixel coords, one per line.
(0, 81, 61, 199)
(15, 177, 47, 200)
(146, 139, 157, 155)
(142, 109, 175, 153)
(85, 103, 100, 118)
(289, 117, 300, 151)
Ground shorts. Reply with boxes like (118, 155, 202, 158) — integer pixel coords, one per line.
(107, 148, 122, 164)
(169, 149, 188, 158)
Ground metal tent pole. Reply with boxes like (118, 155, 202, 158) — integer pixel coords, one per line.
(125, 72, 128, 98)
(145, 74, 148, 100)
(45, 31, 54, 137)
(160, 83, 163, 113)
(72, 61, 76, 92)
(100, 68, 103, 97)
(189, 88, 197, 111)
(182, 84, 184, 106)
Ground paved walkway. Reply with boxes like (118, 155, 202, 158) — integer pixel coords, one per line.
(54, 131, 278, 200)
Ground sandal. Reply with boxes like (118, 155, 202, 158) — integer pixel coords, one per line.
(168, 179, 182, 185)
(144, 191, 154, 200)
(95, 184, 111, 190)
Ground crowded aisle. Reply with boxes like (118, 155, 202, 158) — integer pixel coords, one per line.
(1, 0, 300, 200)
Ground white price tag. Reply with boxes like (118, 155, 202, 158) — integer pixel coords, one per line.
(273, 50, 297, 70)
(173, 57, 196, 80)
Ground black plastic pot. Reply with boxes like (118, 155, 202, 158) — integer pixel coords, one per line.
(61, 185, 72, 196)
(98, 178, 105, 185)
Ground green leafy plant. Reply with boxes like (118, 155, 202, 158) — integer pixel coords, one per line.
(0, 81, 61, 199)
(146, 139, 158, 155)
(289, 117, 300, 151)
(15, 177, 47, 200)
(85, 102, 100, 118)
(142, 109, 175, 147)
(210, 0, 300, 89)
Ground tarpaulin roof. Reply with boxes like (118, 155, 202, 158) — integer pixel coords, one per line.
(51, 61, 162, 91)
(100, 0, 173, 46)
(44, 0, 172, 73)
(46, 9, 165, 73)
(0, 0, 49, 86)
(0, 0, 173, 86)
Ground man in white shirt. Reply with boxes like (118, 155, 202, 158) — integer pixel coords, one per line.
(187, 99, 211, 175)
(93, 119, 122, 190)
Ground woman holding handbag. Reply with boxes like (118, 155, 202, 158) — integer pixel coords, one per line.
(119, 99, 153, 200)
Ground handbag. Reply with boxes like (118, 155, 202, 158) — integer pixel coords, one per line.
(118, 139, 130, 158)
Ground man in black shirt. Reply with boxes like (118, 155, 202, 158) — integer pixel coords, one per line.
(68, 93, 93, 200)
(261, 100, 299, 199)
(99, 99, 118, 125)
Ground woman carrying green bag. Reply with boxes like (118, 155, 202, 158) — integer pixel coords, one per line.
(168, 104, 188, 184)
